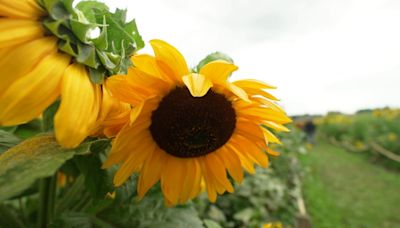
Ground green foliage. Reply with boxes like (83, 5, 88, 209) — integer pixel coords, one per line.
(0, 130, 21, 154)
(41, 0, 144, 83)
(317, 108, 400, 167)
(0, 135, 76, 202)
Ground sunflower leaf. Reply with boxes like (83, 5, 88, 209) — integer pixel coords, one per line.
(74, 153, 112, 199)
(0, 130, 21, 154)
(0, 135, 76, 202)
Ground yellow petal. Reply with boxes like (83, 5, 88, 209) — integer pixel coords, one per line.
(238, 107, 292, 124)
(189, 159, 202, 199)
(263, 121, 290, 132)
(0, 37, 57, 96)
(150, 39, 189, 81)
(199, 158, 218, 202)
(244, 87, 280, 101)
(232, 136, 269, 168)
(0, 19, 44, 48)
(226, 143, 256, 174)
(205, 153, 234, 193)
(106, 72, 168, 106)
(102, 123, 150, 169)
(233, 79, 276, 90)
(113, 132, 156, 186)
(226, 83, 250, 102)
(178, 159, 195, 204)
(161, 156, 186, 205)
(261, 127, 282, 145)
(266, 147, 281, 157)
(137, 149, 166, 199)
(54, 64, 101, 148)
(130, 100, 145, 125)
(131, 54, 163, 79)
(236, 120, 265, 140)
(182, 73, 213, 97)
(251, 97, 286, 114)
(216, 146, 244, 183)
(0, 53, 70, 126)
(0, 0, 45, 19)
(199, 60, 238, 84)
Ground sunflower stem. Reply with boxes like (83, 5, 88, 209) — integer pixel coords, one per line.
(37, 174, 57, 228)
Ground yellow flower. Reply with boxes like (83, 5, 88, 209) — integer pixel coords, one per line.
(262, 222, 283, 228)
(102, 40, 291, 206)
(388, 133, 397, 142)
(0, 0, 101, 148)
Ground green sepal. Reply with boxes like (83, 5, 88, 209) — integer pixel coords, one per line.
(89, 67, 106, 84)
(41, 0, 144, 84)
(91, 17, 109, 51)
(96, 50, 119, 71)
(70, 18, 95, 44)
(75, 1, 110, 24)
(196, 52, 234, 72)
(42, 0, 70, 20)
(58, 39, 77, 57)
(76, 43, 99, 68)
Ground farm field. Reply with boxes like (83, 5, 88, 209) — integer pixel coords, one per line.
(301, 141, 400, 228)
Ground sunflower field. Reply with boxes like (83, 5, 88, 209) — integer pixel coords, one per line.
(316, 108, 400, 169)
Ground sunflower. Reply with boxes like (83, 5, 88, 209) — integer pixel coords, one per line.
(0, 0, 142, 148)
(102, 39, 291, 205)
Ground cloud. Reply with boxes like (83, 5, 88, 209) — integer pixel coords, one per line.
(101, 0, 400, 115)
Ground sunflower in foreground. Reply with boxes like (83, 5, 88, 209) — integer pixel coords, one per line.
(0, 0, 142, 147)
(103, 39, 292, 205)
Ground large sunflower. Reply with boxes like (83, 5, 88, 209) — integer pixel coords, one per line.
(103, 39, 292, 205)
(0, 0, 142, 148)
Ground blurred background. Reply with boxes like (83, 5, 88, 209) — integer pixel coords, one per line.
(101, 0, 400, 227)
(102, 0, 400, 115)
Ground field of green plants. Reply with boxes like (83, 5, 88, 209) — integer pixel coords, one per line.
(317, 108, 400, 169)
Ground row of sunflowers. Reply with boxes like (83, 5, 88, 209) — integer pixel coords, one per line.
(0, 0, 299, 227)
(316, 108, 400, 168)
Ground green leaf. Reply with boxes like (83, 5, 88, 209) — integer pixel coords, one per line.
(0, 204, 25, 228)
(0, 130, 21, 154)
(233, 208, 254, 224)
(196, 52, 234, 72)
(74, 153, 112, 199)
(42, 100, 60, 132)
(14, 119, 42, 139)
(0, 135, 76, 202)
(203, 219, 223, 228)
(102, 9, 144, 55)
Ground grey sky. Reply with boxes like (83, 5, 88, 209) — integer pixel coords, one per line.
(102, 0, 400, 115)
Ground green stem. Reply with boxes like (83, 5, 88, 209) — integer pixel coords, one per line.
(37, 174, 57, 228)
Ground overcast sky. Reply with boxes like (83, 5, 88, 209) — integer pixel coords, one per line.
(101, 0, 400, 115)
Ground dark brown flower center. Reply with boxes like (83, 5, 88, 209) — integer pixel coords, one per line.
(149, 87, 236, 158)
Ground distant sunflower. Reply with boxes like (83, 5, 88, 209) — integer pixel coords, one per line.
(103, 39, 291, 205)
(0, 0, 142, 147)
